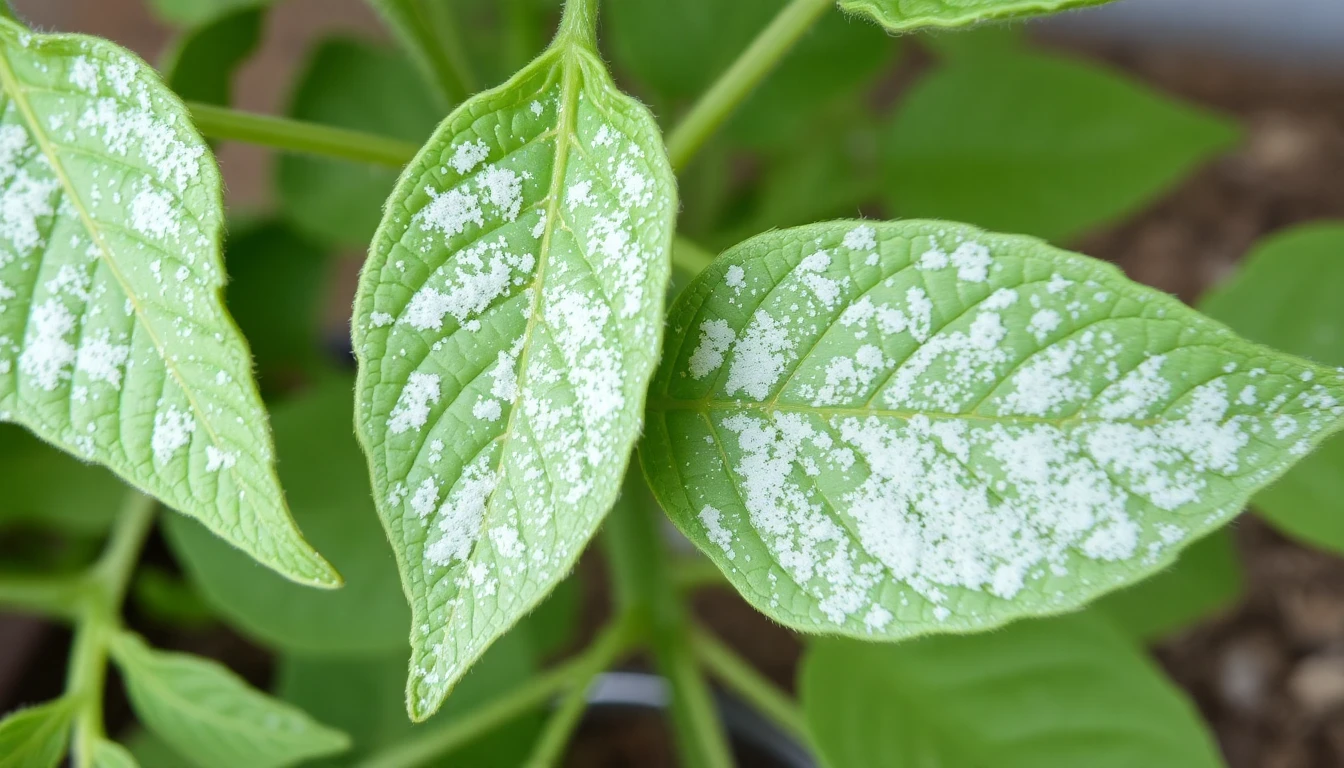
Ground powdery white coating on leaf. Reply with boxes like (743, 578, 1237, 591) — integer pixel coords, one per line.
(353, 45, 675, 718)
(643, 221, 1344, 640)
(0, 21, 336, 586)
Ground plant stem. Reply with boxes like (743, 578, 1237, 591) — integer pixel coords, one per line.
(555, 0, 600, 51)
(358, 617, 636, 768)
(691, 626, 810, 746)
(66, 492, 156, 768)
(0, 574, 86, 620)
(665, 0, 833, 171)
(603, 475, 735, 768)
(186, 102, 419, 168)
(524, 617, 637, 768)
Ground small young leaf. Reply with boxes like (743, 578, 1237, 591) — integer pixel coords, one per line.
(353, 25, 676, 718)
(165, 378, 408, 655)
(1201, 223, 1344, 553)
(800, 613, 1221, 767)
(160, 7, 264, 106)
(277, 38, 439, 248)
(882, 51, 1238, 242)
(91, 739, 139, 768)
(642, 220, 1344, 640)
(110, 631, 350, 768)
(842, 0, 1117, 30)
(0, 20, 336, 586)
(0, 699, 71, 768)
(1093, 526, 1242, 642)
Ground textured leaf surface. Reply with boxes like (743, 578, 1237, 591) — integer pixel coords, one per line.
(165, 379, 408, 655)
(353, 35, 675, 717)
(842, 0, 1116, 29)
(1201, 224, 1344, 553)
(800, 613, 1221, 767)
(111, 631, 349, 768)
(1093, 526, 1241, 642)
(277, 38, 438, 247)
(0, 699, 71, 768)
(91, 740, 139, 768)
(642, 220, 1344, 639)
(0, 20, 335, 585)
(883, 51, 1238, 241)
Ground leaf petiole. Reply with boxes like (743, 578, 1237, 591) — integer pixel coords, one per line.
(691, 626, 810, 746)
(186, 102, 419, 168)
(665, 0, 835, 171)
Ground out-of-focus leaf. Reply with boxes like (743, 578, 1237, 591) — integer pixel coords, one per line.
(160, 7, 263, 105)
(0, 699, 72, 768)
(882, 51, 1239, 241)
(147, 0, 269, 28)
(0, 425, 124, 533)
(131, 565, 217, 629)
(165, 378, 408, 656)
(1201, 223, 1344, 554)
(277, 38, 439, 248)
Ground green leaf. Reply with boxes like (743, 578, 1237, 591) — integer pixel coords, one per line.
(1201, 223, 1344, 553)
(160, 7, 264, 106)
(132, 564, 217, 629)
(147, 0, 269, 28)
(842, 0, 1118, 30)
(165, 378, 408, 655)
(91, 739, 140, 768)
(277, 38, 439, 248)
(642, 220, 1344, 640)
(882, 51, 1239, 242)
(0, 20, 337, 586)
(353, 23, 676, 719)
(110, 631, 350, 768)
(0, 699, 71, 768)
(800, 612, 1221, 767)
(0, 424, 123, 533)
(277, 628, 542, 767)
(222, 219, 331, 382)
(607, 0, 893, 148)
(1093, 526, 1242, 642)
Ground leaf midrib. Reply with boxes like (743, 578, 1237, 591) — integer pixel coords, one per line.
(416, 45, 588, 711)
(0, 42, 276, 527)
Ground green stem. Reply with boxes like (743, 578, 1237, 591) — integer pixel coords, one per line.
(66, 492, 156, 768)
(524, 617, 637, 768)
(691, 626, 810, 746)
(603, 475, 735, 768)
(555, 0, 600, 51)
(186, 102, 419, 168)
(0, 574, 86, 620)
(665, 0, 833, 171)
(357, 617, 635, 768)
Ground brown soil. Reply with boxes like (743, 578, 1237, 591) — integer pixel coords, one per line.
(5, 2, 1344, 766)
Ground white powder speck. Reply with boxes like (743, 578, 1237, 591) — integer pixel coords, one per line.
(725, 265, 746, 290)
(426, 453, 498, 567)
(725, 311, 793, 400)
(479, 166, 523, 221)
(411, 477, 440, 518)
(843, 225, 877, 252)
(1027, 309, 1061, 343)
(75, 330, 130, 388)
(389, 372, 441, 434)
(151, 407, 195, 464)
(205, 446, 237, 472)
(473, 398, 502, 421)
(699, 505, 736, 560)
(449, 138, 489, 174)
(688, 319, 736, 380)
(370, 312, 394, 328)
(418, 187, 483, 239)
(18, 300, 77, 390)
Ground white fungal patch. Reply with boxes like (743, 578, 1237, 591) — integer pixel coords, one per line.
(18, 300, 77, 391)
(725, 265, 746, 290)
(129, 188, 179, 240)
(75, 330, 130, 388)
(449, 138, 489, 174)
(402, 237, 535, 331)
(151, 407, 195, 464)
(842, 225, 876, 252)
(725, 310, 793, 400)
(389, 372, 441, 434)
(699, 505, 735, 560)
(411, 477, 440, 518)
(205, 446, 237, 472)
(426, 453, 498, 567)
(478, 165, 523, 221)
(417, 188, 483, 239)
(1027, 309, 1061, 343)
(687, 319, 736, 380)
